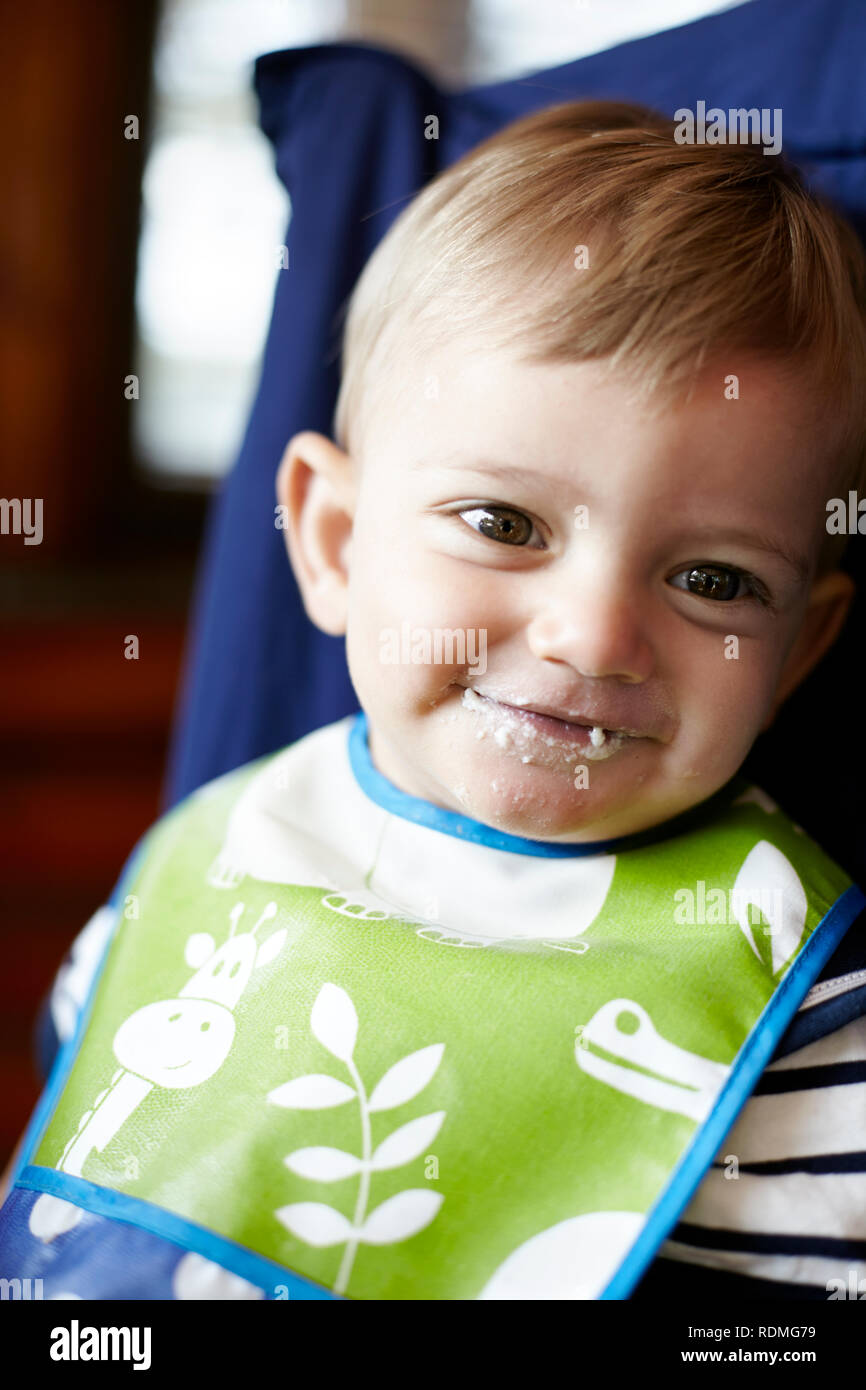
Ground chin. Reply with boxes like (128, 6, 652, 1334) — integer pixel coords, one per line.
(445, 761, 623, 842)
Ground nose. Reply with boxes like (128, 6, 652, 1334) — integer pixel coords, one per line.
(525, 566, 653, 683)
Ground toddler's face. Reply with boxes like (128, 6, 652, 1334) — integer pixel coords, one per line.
(284, 344, 852, 841)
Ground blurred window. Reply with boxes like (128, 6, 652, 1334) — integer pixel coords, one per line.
(134, 0, 750, 485)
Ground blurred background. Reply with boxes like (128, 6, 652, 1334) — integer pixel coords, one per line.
(0, 0, 748, 1167)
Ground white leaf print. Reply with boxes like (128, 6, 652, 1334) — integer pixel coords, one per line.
(371, 1111, 446, 1172)
(267, 1074, 357, 1109)
(311, 983, 358, 1062)
(267, 996, 448, 1292)
(284, 1146, 364, 1181)
(276, 1201, 355, 1247)
(368, 1043, 445, 1113)
(731, 839, 808, 975)
(358, 1189, 444, 1245)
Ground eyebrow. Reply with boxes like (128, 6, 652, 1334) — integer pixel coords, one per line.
(415, 456, 515, 470)
(417, 457, 811, 581)
(412, 456, 546, 490)
(683, 528, 811, 582)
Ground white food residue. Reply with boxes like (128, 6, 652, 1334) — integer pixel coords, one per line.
(460, 687, 626, 762)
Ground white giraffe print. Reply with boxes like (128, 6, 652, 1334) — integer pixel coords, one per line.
(55, 902, 286, 1177)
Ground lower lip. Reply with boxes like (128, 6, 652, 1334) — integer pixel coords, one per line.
(498, 702, 614, 745)
(461, 688, 633, 760)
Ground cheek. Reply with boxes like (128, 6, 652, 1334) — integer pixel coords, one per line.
(672, 634, 783, 754)
(351, 528, 503, 635)
(346, 546, 506, 713)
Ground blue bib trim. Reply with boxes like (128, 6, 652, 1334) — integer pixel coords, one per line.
(12, 1167, 335, 1301)
(348, 710, 742, 859)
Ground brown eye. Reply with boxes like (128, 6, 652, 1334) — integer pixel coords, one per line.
(681, 566, 744, 601)
(462, 506, 535, 546)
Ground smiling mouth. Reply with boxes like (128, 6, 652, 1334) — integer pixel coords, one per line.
(494, 700, 625, 748)
(460, 687, 636, 760)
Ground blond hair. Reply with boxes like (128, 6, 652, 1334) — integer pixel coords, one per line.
(333, 99, 866, 570)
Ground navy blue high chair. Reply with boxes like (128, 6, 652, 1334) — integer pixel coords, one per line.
(165, 0, 866, 886)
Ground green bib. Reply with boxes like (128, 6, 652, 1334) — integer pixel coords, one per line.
(26, 716, 864, 1299)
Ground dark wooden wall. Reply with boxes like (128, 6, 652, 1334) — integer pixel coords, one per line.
(0, 2, 204, 1167)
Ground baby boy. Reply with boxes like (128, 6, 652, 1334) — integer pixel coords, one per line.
(2, 99, 865, 1303)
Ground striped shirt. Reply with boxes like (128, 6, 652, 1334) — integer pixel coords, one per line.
(636, 921, 866, 1300)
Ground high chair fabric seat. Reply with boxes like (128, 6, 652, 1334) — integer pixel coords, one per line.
(164, 0, 866, 892)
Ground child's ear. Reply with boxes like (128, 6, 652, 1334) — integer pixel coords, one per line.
(759, 568, 855, 731)
(275, 430, 356, 637)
